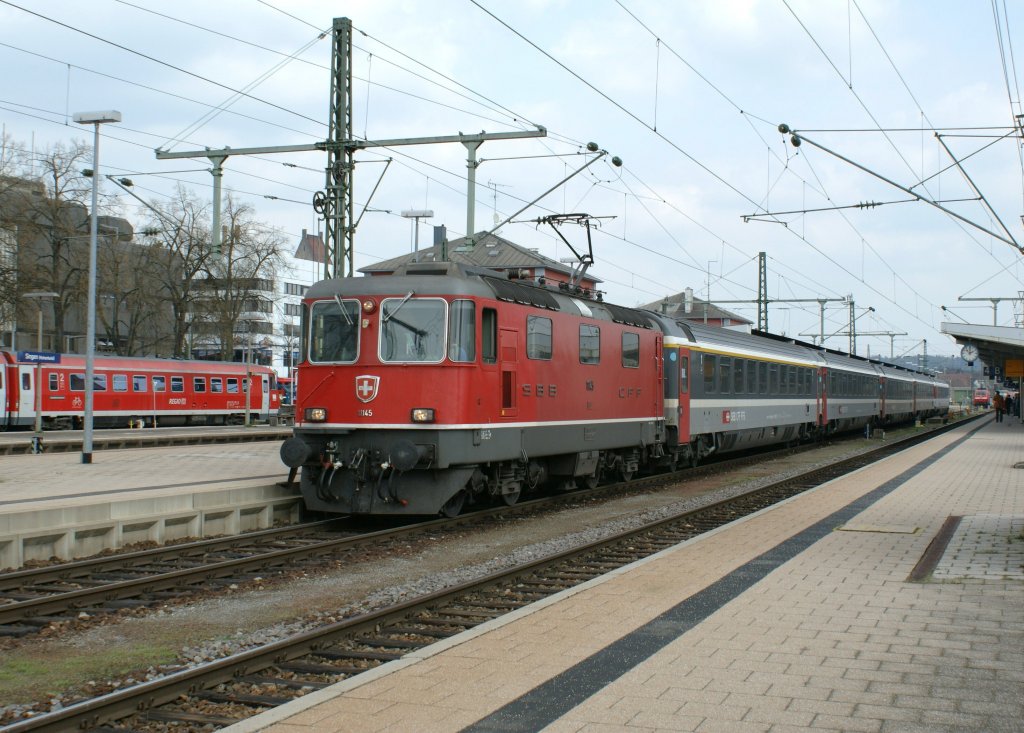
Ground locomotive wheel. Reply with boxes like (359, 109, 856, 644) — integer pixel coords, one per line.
(502, 488, 521, 506)
(440, 490, 466, 518)
(583, 470, 602, 490)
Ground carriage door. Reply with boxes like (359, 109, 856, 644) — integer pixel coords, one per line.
(0, 362, 7, 426)
(499, 328, 518, 417)
(818, 368, 827, 427)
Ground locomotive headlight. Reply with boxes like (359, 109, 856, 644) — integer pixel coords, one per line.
(410, 408, 435, 423)
(305, 407, 328, 422)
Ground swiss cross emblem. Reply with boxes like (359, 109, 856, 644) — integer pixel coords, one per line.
(355, 375, 380, 403)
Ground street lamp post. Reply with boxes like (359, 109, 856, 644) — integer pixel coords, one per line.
(74, 110, 122, 464)
(23, 291, 58, 449)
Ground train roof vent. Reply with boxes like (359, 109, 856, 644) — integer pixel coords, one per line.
(483, 276, 560, 310)
(394, 262, 459, 276)
(603, 302, 655, 329)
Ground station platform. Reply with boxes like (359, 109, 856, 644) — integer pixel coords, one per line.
(0, 432, 298, 568)
(230, 415, 1024, 733)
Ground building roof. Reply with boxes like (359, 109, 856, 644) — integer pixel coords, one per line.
(359, 231, 602, 284)
(294, 229, 325, 263)
(640, 292, 752, 325)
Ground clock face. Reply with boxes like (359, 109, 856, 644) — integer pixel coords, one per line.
(961, 345, 979, 362)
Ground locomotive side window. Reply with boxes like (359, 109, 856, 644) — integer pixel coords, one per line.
(113, 374, 128, 392)
(193, 377, 206, 393)
(579, 324, 600, 364)
(380, 298, 445, 363)
(448, 300, 476, 362)
(621, 332, 639, 368)
(170, 376, 184, 393)
(310, 299, 359, 363)
(211, 378, 223, 393)
(482, 308, 497, 364)
(527, 316, 552, 360)
(153, 375, 166, 392)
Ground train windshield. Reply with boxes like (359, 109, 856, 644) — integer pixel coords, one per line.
(380, 297, 446, 362)
(309, 299, 360, 363)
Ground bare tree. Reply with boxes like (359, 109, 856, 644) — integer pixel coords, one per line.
(1, 141, 93, 351)
(137, 185, 213, 357)
(195, 195, 287, 361)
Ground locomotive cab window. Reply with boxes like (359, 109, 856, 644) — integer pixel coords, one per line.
(448, 299, 476, 362)
(310, 298, 359, 363)
(380, 297, 446, 363)
(621, 332, 640, 368)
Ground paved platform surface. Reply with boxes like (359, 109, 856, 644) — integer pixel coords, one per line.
(0, 432, 289, 509)
(230, 416, 1024, 733)
(0, 434, 297, 566)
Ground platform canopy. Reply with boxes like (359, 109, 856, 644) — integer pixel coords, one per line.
(941, 322, 1024, 379)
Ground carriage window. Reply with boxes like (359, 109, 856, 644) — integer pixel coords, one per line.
(579, 324, 600, 364)
(113, 374, 128, 392)
(92, 374, 107, 391)
(758, 362, 768, 394)
(22, 372, 31, 390)
(718, 357, 732, 395)
(703, 354, 717, 392)
(133, 375, 147, 392)
(680, 356, 689, 393)
(733, 359, 745, 394)
(380, 297, 446, 363)
(153, 375, 166, 392)
(527, 316, 553, 360)
(482, 308, 497, 364)
(211, 378, 223, 393)
(170, 376, 184, 393)
(622, 332, 640, 368)
(70, 374, 83, 391)
(227, 378, 239, 394)
(769, 363, 779, 393)
(448, 300, 476, 362)
(49, 374, 59, 391)
(193, 377, 206, 393)
(310, 298, 360, 363)
(787, 366, 798, 395)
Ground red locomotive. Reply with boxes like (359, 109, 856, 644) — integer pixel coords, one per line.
(0, 350, 282, 429)
(280, 262, 948, 516)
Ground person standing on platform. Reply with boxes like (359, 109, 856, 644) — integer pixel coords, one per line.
(993, 391, 1005, 422)
(1006, 394, 1015, 421)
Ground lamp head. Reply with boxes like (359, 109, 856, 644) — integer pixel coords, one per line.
(73, 110, 122, 124)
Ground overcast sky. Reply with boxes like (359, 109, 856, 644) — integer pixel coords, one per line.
(2, 0, 1022, 359)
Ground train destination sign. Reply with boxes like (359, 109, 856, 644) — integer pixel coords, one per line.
(17, 351, 61, 364)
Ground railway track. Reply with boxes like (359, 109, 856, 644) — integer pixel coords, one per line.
(0, 415, 978, 732)
(0, 419, 966, 638)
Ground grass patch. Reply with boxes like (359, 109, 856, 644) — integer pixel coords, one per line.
(0, 641, 179, 705)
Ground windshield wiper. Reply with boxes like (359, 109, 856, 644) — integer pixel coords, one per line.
(334, 294, 353, 325)
(382, 291, 415, 324)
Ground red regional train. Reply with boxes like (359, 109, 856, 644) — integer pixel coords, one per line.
(0, 350, 282, 429)
(280, 262, 949, 517)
